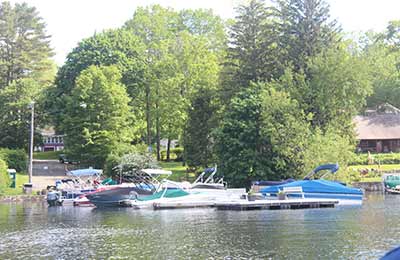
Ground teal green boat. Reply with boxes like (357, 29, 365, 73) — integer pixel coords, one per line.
(137, 189, 190, 201)
(384, 174, 400, 190)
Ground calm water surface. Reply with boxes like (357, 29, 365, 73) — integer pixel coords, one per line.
(0, 193, 398, 259)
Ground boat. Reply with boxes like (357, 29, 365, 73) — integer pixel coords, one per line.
(47, 168, 102, 206)
(383, 173, 400, 193)
(381, 246, 400, 260)
(86, 168, 172, 207)
(189, 166, 246, 198)
(120, 179, 236, 209)
(260, 164, 364, 205)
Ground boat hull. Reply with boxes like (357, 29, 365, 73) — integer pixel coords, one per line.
(86, 186, 153, 207)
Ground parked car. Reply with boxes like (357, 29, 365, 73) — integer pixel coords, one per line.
(58, 154, 79, 164)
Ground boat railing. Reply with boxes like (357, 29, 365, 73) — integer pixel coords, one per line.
(193, 165, 224, 185)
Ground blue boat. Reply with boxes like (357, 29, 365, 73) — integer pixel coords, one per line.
(260, 164, 363, 204)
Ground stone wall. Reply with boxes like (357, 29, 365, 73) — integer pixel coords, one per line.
(352, 182, 384, 192)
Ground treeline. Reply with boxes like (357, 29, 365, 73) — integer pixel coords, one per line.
(1, 1, 400, 186)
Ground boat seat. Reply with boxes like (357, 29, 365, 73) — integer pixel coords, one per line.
(281, 186, 305, 199)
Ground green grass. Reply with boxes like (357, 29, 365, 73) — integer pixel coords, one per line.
(359, 177, 382, 182)
(1, 173, 29, 196)
(33, 151, 62, 160)
(159, 161, 196, 182)
(348, 164, 400, 171)
(345, 164, 400, 183)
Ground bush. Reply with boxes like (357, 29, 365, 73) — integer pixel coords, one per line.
(171, 148, 184, 162)
(160, 147, 184, 162)
(0, 158, 10, 192)
(349, 153, 400, 165)
(111, 153, 160, 178)
(0, 148, 27, 172)
(103, 144, 151, 176)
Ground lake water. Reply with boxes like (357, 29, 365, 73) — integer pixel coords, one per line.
(0, 193, 398, 259)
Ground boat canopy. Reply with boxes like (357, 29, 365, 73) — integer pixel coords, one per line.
(260, 180, 363, 195)
(67, 168, 102, 177)
(303, 163, 339, 180)
(141, 169, 172, 176)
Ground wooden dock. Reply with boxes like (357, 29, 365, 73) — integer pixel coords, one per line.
(153, 200, 216, 210)
(152, 198, 339, 210)
(215, 198, 339, 211)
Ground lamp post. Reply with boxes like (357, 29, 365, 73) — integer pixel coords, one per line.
(28, 101, 35, 184)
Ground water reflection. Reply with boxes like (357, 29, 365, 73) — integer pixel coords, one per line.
(0, 194, 398, 259)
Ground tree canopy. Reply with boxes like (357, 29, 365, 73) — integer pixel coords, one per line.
(61, 65, 135, 168)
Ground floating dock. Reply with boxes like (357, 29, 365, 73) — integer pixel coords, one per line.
(151, 198, 339, 210)
(215, 198, 339, 211)
(153, 200, 216, 210)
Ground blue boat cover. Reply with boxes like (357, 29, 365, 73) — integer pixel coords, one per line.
(381, 246, 400, 260)
(260, 179, 363, 195)
(67, 168, 102, 177)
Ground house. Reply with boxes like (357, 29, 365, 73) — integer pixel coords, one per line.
(36, 128, 65, 152)
(354, 103, 400, 153)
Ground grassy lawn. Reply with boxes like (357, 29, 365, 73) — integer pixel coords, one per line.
(159, 161, 197, 182)
(33, 151, 63, 160)
(346, 164, 400, 183)
(1, 173, 29, 196)
(348, 164, 400, 171)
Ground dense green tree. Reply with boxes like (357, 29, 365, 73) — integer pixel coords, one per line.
(259, 87, 311, 180)
(0, 78, 45, 149)
(0, 1, 53, 89)
(179, 8, 227, 58)
(302, 127, 355, 177)
(362, 27, 400, 108)
(124, 5, 224, 160)
(214, 85, 263, 187)
(61, 65, 135, 168)
(215, 83, 311, 187)
(281, 44, 372, 132)
(48, 29, 146, 130)
(274, 0, 340, 73)
(184, 90, 218, 168)
(227, 0, 282, 91)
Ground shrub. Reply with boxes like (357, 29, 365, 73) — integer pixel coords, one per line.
(171, 148, 184, 162)
(103, 144, 148, 176)
(0, 148, 27, 172)
(111, 153, 160, 178)
(160, 147, 184, 162)
(349, 153, 400, 165)
(0, 158, 10, 192)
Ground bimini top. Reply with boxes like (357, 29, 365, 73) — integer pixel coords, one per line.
(260, 180, 363, 195)
(67, 168, 102, 177)
(303, 163, 339, 180)
(141, 169, 172, 176)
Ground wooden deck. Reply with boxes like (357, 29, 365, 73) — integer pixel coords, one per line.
(152, 198, 339, 210)
(215, 198, 339, 210)
(153, 200, 216, 209)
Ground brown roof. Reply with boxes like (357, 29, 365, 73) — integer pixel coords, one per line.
(354, 115, 400, 140)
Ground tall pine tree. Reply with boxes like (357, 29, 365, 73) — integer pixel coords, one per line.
(0, 2, 53, 89)
(275, 0, 340, 73)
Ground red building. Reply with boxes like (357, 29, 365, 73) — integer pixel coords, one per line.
(36, 128, 65, 152)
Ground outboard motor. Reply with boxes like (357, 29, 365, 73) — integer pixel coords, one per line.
(47, 190, 63, 206)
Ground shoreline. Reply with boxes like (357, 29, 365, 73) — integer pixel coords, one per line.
(0, 195, 45, 203)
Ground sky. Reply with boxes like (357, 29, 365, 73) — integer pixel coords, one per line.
(9, 0, 400, 65)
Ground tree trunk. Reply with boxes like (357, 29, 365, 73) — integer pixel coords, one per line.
(166, 137, 171, 162)
(145, 84, 151, 151)
(155, 100, 161, 161)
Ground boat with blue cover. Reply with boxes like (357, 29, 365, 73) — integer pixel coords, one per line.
(260, 164, 363, 204)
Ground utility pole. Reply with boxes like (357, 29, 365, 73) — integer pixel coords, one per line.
(28, 101, 35, 184)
